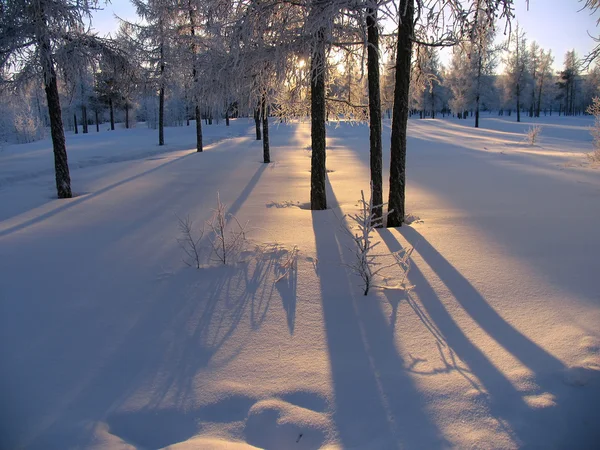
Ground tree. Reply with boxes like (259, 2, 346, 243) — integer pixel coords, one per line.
(386, 0, 513, 227)
(504, 23, 528, 122)
(131, 0, 176, 146)
(1, 1, 92, 197)
(367, 1, 383, 222)
(557, 50, 581, 116)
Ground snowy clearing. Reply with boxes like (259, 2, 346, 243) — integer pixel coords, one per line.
(1, 116, 599, 449)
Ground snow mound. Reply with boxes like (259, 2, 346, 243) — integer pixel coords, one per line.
(244, 398, 331, 449)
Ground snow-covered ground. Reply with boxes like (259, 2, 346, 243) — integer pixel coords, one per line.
(1, 115, 599, 449)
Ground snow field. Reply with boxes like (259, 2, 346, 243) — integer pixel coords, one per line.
(0, 115, 599, 449)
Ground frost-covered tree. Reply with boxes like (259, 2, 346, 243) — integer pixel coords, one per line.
(130, 0, 177, 145)
(386, 0, 513, 227)
(503, 23, 528, 122)
(557, 50, 581, 116)
(0, 0, 121, 198)
(534, 48, 553, 117)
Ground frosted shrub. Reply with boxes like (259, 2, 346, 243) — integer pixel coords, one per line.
(342, 184, 413, 295)
(526, 125, 542, 146)
(587, 97, 600, 163)
(177, 215, 204, 269)
(207, 193, 249, 265)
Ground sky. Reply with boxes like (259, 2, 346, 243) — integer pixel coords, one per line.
(89, 0, 599, 73)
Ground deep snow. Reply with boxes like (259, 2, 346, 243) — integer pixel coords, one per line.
(0, 115, 599, 449)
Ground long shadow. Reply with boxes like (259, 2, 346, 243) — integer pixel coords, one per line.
(226, 163, 267, 218)
(401, 227, 564, 377)
(313, 183, 446, 448)
(2, 156, 276, 449)
(380, 228, 600, 447)
(0, 151, 196, 239)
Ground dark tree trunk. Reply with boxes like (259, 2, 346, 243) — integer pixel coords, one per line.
(536, 76, 544, 117)
(44, 61, 72, 198)
(225, 107, 230, 126)
(516, 83, 521, 122)
(254, 108, 262, 140)
(387, 0, 414, 227)
(366, 4, 383, 223)
(262, 96, 270, 163)
(73, 113, 78, 134)
(189, 3, 202, 152)
(82, 105, 88, 133)
(475, 55, 482, 128)
(310, 6, 327, 211)
(109, 97, 115, 130)
(125, 103, 130, 129)
(431, 89, 435, 119)
(95, 110, 99, 132)
(159, 85, 165, 145)
(195, 105, 203, 152)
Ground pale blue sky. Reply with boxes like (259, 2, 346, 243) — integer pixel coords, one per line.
(90, 0, 599, 72)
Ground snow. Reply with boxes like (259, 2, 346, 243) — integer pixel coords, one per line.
(1, 115, 599, 449)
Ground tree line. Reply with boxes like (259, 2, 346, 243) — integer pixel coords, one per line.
(3, 1, 595, 226)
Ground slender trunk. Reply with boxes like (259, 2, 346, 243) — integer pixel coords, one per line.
(254, 108, 262, 140)
(158, 28, 165, 145)
(95, 110, 99, 132)
(195, 105, 203, 152)
(367, 5, 383, 223)
(73, 113, 78, 134)
(475, 55, 482, 128)
(82, 105, 88, 133)
(387, 0, 414, 227)
(310, 2, 327, 210)
(159, 84, 164, 145)
(125, 103, 129, 129)
(536, 75, 544, 117)
(189, 2, 202, 152)
(43, 52, 72, 198)
(109, 97, 115, 130)
(225, 108, 230, 126)
(262, 95, 270, 163)
(516, 83, 521, 122)
(431, 89, 435, 119)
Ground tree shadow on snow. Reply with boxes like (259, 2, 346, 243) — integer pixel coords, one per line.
(379, 227, 600, 448)
(311, 182, 447, 448)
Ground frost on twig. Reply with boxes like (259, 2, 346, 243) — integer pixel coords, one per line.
(341, 183, 413, 296)
(177, 214, 204, 269)
(275, 245, 299, 283)
(525, 125, 542, 146)
(206, 192, 249, 265)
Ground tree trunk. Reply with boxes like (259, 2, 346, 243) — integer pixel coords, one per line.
(125, 103, 130, 129)
(82, 105, 88, 133)
(44, 61, 72, 198)
(536, 76, 544, 117)
(387, 0, 414, 227)
(195, 105, 203, 152)
(366, 4, 383, 223)
(225, 107, 230, 126)
(254, 108, 262, 140)
(73, 113, 78, 134)
(159, 84, 165, 145)
(95, 110, 99, 132)
(262, 96, 270, 163)
(109, 97, 115, 130)
(475, 55, 482, 128)
(516, 83, 521, 122)
(310, 4, 327, 211)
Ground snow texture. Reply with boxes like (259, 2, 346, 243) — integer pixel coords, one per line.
(1, 115, 599, 449)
